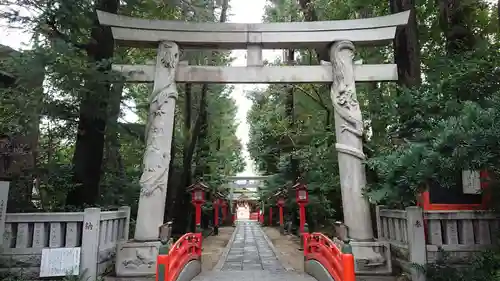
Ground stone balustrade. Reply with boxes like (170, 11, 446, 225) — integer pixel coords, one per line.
(0, 202, 130, 281)
(376, 206, 500, 281)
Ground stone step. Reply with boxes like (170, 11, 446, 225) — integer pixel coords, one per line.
(356, 275, 397, 281)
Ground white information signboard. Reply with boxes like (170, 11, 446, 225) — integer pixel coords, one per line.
(462, 170, 481, 194)
(40, 247, 81, 277)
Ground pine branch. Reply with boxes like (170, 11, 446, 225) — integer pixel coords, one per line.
(42, 15, 90, 51)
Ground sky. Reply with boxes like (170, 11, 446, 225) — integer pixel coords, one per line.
(227, 0, 280, 176)
(0, 0, 277, 177)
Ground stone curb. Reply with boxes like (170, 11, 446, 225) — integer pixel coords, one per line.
(259, 225, 295, 272)
(213, 222, 239, 271)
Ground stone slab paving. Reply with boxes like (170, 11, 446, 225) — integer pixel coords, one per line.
(192, 221, 316, 281)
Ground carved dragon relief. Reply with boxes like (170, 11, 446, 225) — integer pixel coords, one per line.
(140, 41, 180, 197)
(121, 248, 156, 269)
(329, 40, 365, 160)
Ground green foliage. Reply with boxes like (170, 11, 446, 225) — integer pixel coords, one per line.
(366, 44, 500, 207)
(414, 250, 500, 281)
(0, 0, 244, 215)
(248, 0, 500, 223)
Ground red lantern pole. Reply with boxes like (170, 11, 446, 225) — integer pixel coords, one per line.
(293, 182, 309, 234)
(188, 182, 206, 232)
(277, 198, 285, 226)
(299, 203, 306, 233)
(213, 200, 219, 227)
(195, 203, 202, 227)
(222, 201, 228, 222)
(269, 206, 273, 226)
(234, 202, 238, 223)
(279, 207, 284, 226)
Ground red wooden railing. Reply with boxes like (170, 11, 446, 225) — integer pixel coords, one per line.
(156, 233, 202, 281)
(303, 233, 355, 281)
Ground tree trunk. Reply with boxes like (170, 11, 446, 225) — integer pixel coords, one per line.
(284, 50, 300, 181)
(66, 0, 119, 207)
(388, 0, 421, 140)
(164, 116, 177, 222)
(296, 0, 329, 62)
(171, 83, 195, 233)
(390, 0, 421, 87)
(171, 0, 229, 233)
(438, 0, 476, 54)
(102, 82, 126, 205)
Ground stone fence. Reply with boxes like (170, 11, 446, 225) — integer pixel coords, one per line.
(0, 186, 130, 281)
(376, 206, 500, 281)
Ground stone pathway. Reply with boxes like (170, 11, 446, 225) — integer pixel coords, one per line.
(221, 221, 284, 271)
(192, 221, 316, 281)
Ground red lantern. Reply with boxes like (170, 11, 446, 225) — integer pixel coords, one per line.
(277, 197, 285, 207)
(187, 182, 208, 230)
(189, 183, 206, 204)
(294, 183, 309, 204)
(293, 182, 309, 233)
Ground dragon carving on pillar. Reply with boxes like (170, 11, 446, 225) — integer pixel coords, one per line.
(329, 40, 365, 160)
(140, 41, 180, 197)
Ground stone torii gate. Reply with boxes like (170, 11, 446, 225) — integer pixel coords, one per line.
(226, 176, 269, 215)
(97, 11, 410, 277)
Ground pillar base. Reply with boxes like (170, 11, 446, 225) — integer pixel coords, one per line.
(350, 240, 392, 275)
(115, 240, 161, 277)
(194, 224, 202, 233)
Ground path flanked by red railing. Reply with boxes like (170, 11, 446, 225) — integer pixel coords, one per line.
(303, 232, 356, 281)
(156, 233, 203, 281)
(155, 223, 356, 281)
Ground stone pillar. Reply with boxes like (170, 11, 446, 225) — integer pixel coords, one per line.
(134, 41, 180, 241)
(329, 40, 373, 241)
(115, 41, 179, 277)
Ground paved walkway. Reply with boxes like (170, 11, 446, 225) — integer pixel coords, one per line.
(193, 221, 315, 281)
(221, 221, 284, 271)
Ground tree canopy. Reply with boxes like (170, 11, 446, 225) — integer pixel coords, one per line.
(0, 0, 499, 236)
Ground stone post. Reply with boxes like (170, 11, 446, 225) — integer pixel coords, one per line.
(0, 181, 9, 245)
(134, 41, 180, 241)
(115, 41, 179, 277)
(81, 208, 100, 281)
(406, 207, 427, 281)
(329, 40, 373, 241)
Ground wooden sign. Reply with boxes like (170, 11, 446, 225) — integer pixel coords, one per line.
(40, 247, 81, 277)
